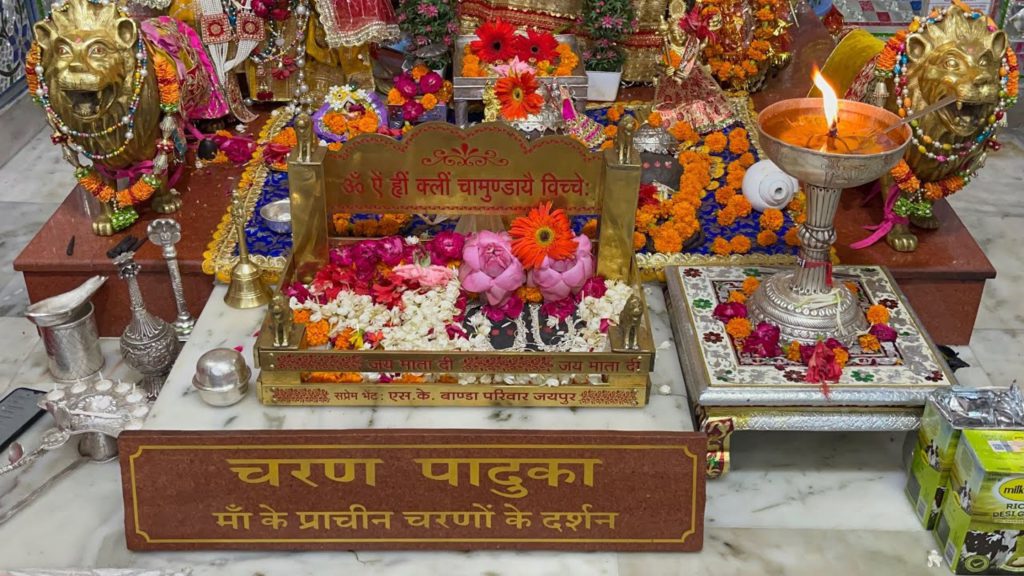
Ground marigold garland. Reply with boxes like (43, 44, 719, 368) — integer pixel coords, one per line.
(152, 51, 180, 112)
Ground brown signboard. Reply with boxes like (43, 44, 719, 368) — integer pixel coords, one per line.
(119, 429, 706, 551)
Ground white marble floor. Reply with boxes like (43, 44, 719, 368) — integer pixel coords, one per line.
(0, 127, 1021, 574)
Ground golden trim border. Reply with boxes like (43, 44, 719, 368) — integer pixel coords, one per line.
(202, 110, 294, 283)
(128, 442, 701, 545)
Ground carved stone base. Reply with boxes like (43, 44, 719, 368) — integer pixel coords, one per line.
(747, 270, 867, 344)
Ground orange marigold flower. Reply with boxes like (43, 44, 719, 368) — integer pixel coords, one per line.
(711, 236, 732, 255)
(270, 127, 298, 148)
(844, 281, 859, 295)
(729, 235, 752, 254)
(742, 276, 761, 296)
(421, 93, 439, 110)
(647, 111, 663, 127)
(728, 290, 747, 303)
(728, 128, 750, 154)
(333, 327, 356, 350)
(292, 309, 311, 324)
(323, 112, 349, 135)
(715, 186, 737, 206)
(737, 152, 756, 167)
(757, 229, 778, 246)
(652, 226, 684, 253)
(633, 230, 647, 250)
(726, 317, 753, 340)
(411, 64, 430, 81)
(760, 208, 784, 231)
(727, 194, 752, 217)
(516, 286, 544, 303)
(866, 304, 890, 325)
(785, 341, 802, 362)
(717, 207, 737, 226)
(923, 182, 944, 201)
(834, 347, 849, 368)
(669, 121, 699, 143)
(784, 227, 800, 246)
(607, 105, 624, 122)
(305, 319, 330, 347)
(704, 131, 727, 153)
(600, 140, 614, 150)
(395, 373, 427, 383)
(387, 87, 406, 106)
(859, 334, 881, 352)
(604, 125, 618, 137)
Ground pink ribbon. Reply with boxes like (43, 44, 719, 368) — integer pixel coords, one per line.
(94, 159, 184, 190)
(849, 183, 908, 250)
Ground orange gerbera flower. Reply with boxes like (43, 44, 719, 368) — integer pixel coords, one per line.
(509, 201, 577, 269)
(495, 72, 544, 120)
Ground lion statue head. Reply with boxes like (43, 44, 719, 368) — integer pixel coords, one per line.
(33, 0, 148, 129)
(901, 6, 1006, 161)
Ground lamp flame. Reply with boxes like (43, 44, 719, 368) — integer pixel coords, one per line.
(812, 67, 839, 131)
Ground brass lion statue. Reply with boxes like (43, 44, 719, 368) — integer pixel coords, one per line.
(30, 0, 229, 235)
(875, 4, 1011, 251)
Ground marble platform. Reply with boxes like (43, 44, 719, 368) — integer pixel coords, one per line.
(0, 284, 991, 575)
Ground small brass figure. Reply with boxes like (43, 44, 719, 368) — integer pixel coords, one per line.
(270, 289, 291, 348)
(294, 112, 313, 163)
(617, 115, 637, 165)
(619, 293, 644, 350)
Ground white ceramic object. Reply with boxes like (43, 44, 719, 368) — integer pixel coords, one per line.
(742, 159, 799, 212)
(586, 70, 622, 102)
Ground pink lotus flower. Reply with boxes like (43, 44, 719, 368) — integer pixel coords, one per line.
(419, 71, 444, 95)
(869, 323, 898, 342)
(742, 322, 781, 358)
(392, 264, 455, 287)
(532, 235, 595, 302)
(460, 231, 525, 305)
(395, 75, 420, 99)
(429, 231, 465, 265)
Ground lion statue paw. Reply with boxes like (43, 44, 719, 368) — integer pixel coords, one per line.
(886, 226, 918, 252)
(151, 188, 182, 214)
(92, 213, 115, 237)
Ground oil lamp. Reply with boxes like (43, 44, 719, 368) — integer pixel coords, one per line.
(747, 70, 911, 343)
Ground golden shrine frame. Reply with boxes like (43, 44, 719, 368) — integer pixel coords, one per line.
(254, 121, 654, 407)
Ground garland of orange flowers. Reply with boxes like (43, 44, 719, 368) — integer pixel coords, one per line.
(152, 51, 181, 112)
(701, 0, 788, 90)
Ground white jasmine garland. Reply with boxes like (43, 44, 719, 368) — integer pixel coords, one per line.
(289, 274, 638, 381)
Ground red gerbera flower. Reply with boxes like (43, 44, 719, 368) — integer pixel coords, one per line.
(513, 29, 558, 62)
(470, 20, 517, 63)
(494, 71, 544, 120)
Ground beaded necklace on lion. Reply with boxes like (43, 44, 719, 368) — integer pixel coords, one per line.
(873, 0, 1019, 218)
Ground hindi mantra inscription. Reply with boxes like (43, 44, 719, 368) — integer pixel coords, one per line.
(119, 429, 706, 551)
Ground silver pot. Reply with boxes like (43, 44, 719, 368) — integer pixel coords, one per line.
(192, 348, 251, 407)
